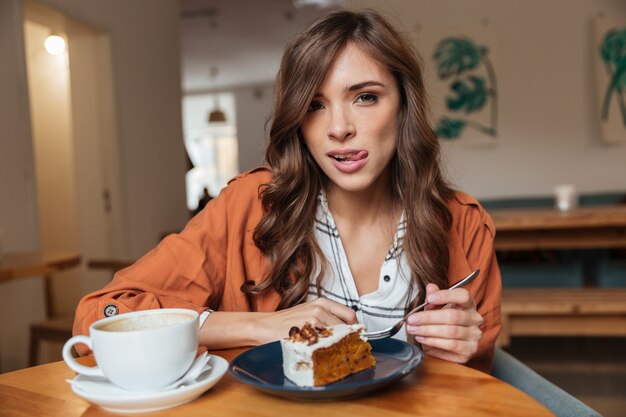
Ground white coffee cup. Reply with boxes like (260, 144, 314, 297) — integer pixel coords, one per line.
(554, 184, 578, 212)
(63, 308, 199, 391)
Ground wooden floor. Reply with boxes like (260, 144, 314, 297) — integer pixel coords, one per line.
(505, 336, 626, 417)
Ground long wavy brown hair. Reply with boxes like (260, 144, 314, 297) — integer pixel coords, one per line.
(249, 9, 455, 310)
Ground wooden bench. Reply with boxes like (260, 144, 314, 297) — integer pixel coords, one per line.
(489, 205, 626, 346)
(498, 288, 626, 346)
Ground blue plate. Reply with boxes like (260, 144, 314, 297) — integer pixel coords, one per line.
(228, 338, 423, 400)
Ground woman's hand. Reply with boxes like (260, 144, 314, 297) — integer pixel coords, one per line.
(252, 298, 357, 344)
(199, 298, 356, 349)
(406, 283, 484, 364)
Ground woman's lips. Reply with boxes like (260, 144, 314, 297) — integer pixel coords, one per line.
(327, 150, 369, 173)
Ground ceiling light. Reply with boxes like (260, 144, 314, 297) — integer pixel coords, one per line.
(44, 34, 66, 55)
(208, 93, 227, 123)
(208, 108, 226, 123)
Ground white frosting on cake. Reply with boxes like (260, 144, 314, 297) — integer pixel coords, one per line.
(280, 323, 366, 387)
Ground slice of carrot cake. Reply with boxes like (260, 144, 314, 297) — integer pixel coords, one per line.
(280, 323, 376, 386)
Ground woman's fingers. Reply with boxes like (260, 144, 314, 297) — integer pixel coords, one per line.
(408, 287, 482, 326)
(406, 323, 483, 341)
(405, 285, 484, 364)
(300, 301, 353, 327)
(420, 345, 476, 364)
(257, 298, 357, 343)
(277, 298, 356, 325)
(412, 335, 479, 363)
(423, 283, 440, 312)
(313, 298, 358, 324)
(408, 307, 484, 327)
(426, 287, 475, 309)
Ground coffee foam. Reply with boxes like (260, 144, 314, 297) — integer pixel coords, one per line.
(98, 313, 194, 332)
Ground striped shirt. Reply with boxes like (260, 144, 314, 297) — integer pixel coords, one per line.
(307, 191, 418, 341)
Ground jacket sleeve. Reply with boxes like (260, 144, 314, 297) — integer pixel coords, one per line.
(72, 184, 231, 347)
(449, 194, 502, 373)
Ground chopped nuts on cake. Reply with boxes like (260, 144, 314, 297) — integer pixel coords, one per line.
(287, 323, 334, 345)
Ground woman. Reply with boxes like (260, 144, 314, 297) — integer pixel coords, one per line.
(74, 10, 501, 373)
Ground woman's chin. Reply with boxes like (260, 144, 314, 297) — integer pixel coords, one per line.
(326, 174, 384, 196)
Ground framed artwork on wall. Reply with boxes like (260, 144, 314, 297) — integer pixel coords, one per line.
(594, 16, 626, 145)
(429, 22, 499, 146)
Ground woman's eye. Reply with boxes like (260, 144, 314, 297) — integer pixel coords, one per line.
(357, 93, 378, 104)
(308, 101, 324, 112)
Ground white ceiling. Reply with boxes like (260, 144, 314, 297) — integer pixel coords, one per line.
(179, 0, 342, 93)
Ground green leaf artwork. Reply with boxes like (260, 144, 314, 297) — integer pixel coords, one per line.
(433, 38, 486, 79)
(434, 117, 466, 139)
(600, 27, 626, 127)
(433, 36, 498, 140)
(447, 76, 488, 113)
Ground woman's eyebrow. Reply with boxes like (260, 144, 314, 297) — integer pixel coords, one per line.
(313, 81, 385, 98)
(347, 81, 385, 91)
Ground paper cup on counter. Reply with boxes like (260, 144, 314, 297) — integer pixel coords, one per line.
(554, 184, 578, 212)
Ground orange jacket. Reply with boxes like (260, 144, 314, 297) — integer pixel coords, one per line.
(73, 167, 501, 372)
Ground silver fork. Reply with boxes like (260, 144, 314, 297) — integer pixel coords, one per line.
(361, 269, 480, 341)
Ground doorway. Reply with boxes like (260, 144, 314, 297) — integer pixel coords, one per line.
(21, 0, 124, 365)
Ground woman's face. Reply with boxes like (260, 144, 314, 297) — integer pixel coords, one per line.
(301, 43, 400, 196)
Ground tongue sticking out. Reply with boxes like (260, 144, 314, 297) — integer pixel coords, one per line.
(335, 150, 367, 162)
(346, 151, 367, 161)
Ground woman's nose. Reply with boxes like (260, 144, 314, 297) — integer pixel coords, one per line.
(326, 106, 355, 142)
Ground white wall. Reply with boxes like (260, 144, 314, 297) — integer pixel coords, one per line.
(344, 0, 626, 199)
(24, 19, 83, 318)
(67, 23, 125, 294)
(0, 0, 187, 372)
(234, 84, 274, 172)
(38, 0, 189, 257)
(25, 20, 78, 258)
(0, 0, 46, 374)
(0, 0, 40, 253)
(1, 0, 189, 259)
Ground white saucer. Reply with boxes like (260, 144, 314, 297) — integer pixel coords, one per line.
(67, 355, 228, 414)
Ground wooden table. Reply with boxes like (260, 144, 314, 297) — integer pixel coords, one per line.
(0, 252, 81, 282)
(0, 252, 81, 318)
(0, 349, 554, 417)
(491, 205, 626, 251)
(87, 258, 134, 273)
(489, 205, 626, 345)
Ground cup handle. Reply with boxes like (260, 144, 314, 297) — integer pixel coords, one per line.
(62, 335, 105, 377)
